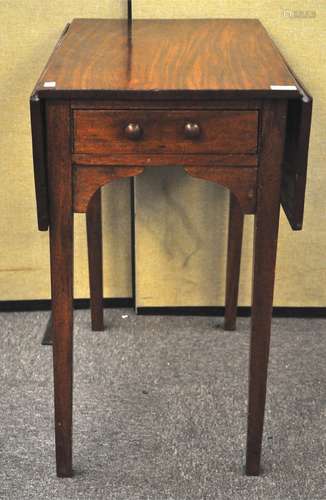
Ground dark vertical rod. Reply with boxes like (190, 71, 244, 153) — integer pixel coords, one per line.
(127, 1, 134, 309)
(128, 0, 132, 23)
(130, 178, 136, 310)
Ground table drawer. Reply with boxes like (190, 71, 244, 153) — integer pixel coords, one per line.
(73, 110, 258, 155)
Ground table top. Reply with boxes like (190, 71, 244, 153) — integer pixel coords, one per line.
(33, 18, 299, 99)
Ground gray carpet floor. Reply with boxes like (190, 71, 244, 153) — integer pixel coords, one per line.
(0, 310, 325, 500)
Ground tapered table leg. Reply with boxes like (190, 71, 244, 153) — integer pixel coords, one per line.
(224, 193, 244, 331)
(42, 195, 104, 345)
(86, 189, 104, 331)
(47, 101, 74, 478)
(245, 100, 287, 476)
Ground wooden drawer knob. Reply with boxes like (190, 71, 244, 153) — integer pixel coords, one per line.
(124, 122, 143, 140)
(184, 122, 201, 139)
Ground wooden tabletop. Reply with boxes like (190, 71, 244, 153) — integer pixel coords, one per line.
(34, 18, 299, 99)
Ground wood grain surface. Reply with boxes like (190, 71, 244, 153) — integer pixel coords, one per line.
(224, 193, 244, 331)
(86, 189, 104, 332)
(73, 165, 144, 212)
(72, 153, 258, 168)
(184, 166, 257, 214)
(73, 109, 259, 155)
(46, 101, 74, 477)
(34, 19, 299, 98)
(246, 100, 288, 475)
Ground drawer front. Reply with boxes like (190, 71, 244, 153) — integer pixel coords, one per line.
(73, 110, 258, 155)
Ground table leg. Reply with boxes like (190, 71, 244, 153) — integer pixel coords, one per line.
(224, 192, 244, 331)
(245, 100, 287, 475)
(47, 101, 74, 477)
(86, 189, 104, 331)
(42, 197, 104, 345)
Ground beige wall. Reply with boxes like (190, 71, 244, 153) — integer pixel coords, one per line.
(1, 1, 325, 306)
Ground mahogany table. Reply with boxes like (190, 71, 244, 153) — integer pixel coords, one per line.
(30, 18, 312, 478)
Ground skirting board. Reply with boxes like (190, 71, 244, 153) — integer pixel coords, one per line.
(136, 306, 326, 318)
(0, 298, 133, 312)
(0, 300, 325, 318)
